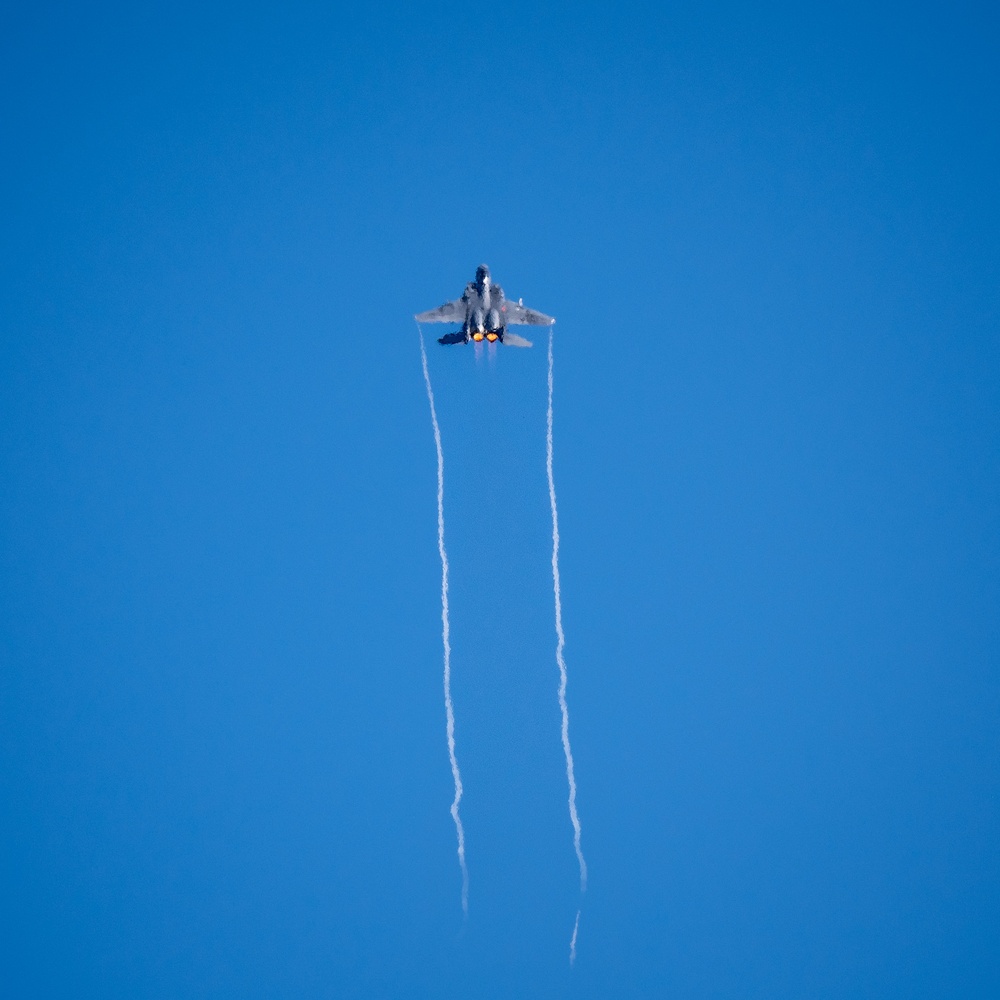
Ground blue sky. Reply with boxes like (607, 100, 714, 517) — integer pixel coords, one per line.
(2, 2, 998, 997)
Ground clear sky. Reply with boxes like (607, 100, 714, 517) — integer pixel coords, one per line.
(2, 2, 998, 997)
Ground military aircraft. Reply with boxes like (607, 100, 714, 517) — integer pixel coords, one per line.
(415, 264, 555, 346)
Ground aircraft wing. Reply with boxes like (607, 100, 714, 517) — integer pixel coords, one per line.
(503, 300, 555, 326)
(415, 297, 466, 323)
(502, 332, 533, 348)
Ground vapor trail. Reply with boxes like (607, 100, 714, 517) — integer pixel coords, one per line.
(418, 324, 469, 916)
(547, 326, 587, 894)
(569, 909, 581, 966)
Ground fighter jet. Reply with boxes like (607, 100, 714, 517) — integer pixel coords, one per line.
(415, 264, 555, 346)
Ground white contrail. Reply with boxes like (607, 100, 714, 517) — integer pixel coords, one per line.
(569, 909, 581, 966)
(418, 324, 469, 916)
(547, 325, 587, 896)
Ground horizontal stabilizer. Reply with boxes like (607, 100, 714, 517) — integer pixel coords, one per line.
(503, 332, 533, 348)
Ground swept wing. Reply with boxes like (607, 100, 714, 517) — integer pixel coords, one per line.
(503, 300, 555, 326)
(415, 298, 466, 323)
